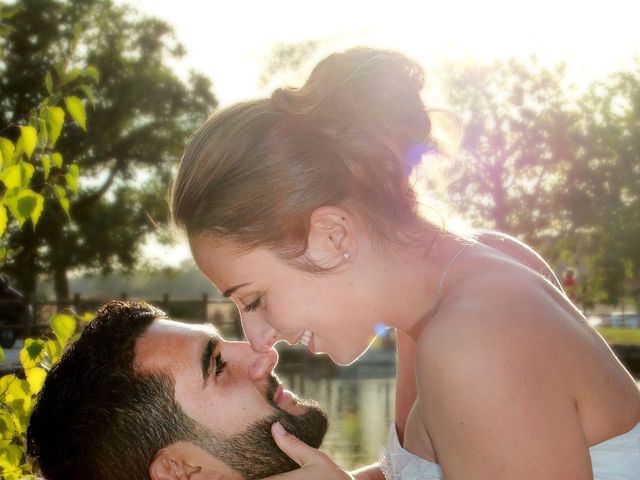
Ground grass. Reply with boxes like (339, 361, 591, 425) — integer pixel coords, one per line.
(596, 327, 640, 346)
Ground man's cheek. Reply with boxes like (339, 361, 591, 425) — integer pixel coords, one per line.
(214, 387, 274, 433)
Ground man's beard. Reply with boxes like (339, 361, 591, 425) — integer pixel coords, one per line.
(192, 374, 328, 479)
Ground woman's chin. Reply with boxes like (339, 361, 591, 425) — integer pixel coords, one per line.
(327, 345, 370, 366)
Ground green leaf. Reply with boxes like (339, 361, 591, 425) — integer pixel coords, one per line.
(0, 165, 20, 189)
(20, 162, 35, 188)
(0, 138, 14, 166)
(78, 311, 96, 323)
(0, 347, 4, 364)
(0, 411, 15, 438)
(6, 189, 44, 228)
(62, 67, 81, 85)
(64, 96, 86, 130)
(0, 205, 6, 237)
(26, 367, 47, 394)
(51, 152, 63, 168)
(0, 5, 20, 20)
(19, 339, 45, 370)
(51, 314, 76, 345)
(41, 154, 51, 179)
(3, 194, 24, 227)
(65, 164, 79, 194)
(19, 126, 37, 160)
(27, 190, 44, 226)
(83, 65, 100, 83)
(44, 339, 62, 364)
(79, 84, 96, 107)
(0, 444, 22, 471)
(4, 376, 29, 403)
(53, 185, 70, 219)
(46, 106, 65, 146)
(37, 118, 48, 145)
(44, 70, 53, 94)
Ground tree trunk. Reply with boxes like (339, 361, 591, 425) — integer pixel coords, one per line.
(53, 265, 70, 307)
(11, 228, 38, 298)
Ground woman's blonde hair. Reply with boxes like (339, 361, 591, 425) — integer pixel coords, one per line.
(171, 47, 447, 257)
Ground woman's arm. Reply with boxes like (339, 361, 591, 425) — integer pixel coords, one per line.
(395, 329, 417, 443)
(351, 463, 385, 480)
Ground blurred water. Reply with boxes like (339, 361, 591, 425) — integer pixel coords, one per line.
(279, 371, 395, 470)
(276, 340, 397, 471)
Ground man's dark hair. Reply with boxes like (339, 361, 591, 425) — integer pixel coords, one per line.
(27, 300, 202, 480)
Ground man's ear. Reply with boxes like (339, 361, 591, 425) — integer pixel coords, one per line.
(149, 446, 209, 480)
(305, 206, 354, 269)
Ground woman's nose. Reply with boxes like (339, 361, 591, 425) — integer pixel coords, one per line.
(248, 346, 279, 381)
(241, 316, 277, 352)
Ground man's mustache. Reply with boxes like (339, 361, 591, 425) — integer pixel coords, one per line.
(265, 374, 279, 405)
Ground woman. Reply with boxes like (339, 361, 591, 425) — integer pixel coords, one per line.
(170, 47, 640, 479)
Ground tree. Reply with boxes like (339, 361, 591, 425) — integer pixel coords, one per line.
(560, 62, 640, 306)
(1, 0, 217, 302)
(259, 39, 320, 88)
(441, 58, 576, 252)
(0, 2, 97, 475)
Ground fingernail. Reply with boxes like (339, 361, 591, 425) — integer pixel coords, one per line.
(273, 421, 286, 436)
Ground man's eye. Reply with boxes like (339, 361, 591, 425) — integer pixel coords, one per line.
(214, 353, 227, 377)
(244, 296, 261, 312)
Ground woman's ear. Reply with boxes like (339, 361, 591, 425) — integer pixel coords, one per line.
(305, 206, 354, 268)
(149, 446, 206, 480)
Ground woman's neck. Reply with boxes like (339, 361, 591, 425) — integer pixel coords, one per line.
(370, 232, 471, 341)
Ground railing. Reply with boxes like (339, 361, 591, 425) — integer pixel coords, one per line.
(590, 313, 640, 329)
(0, 294, 243, 343)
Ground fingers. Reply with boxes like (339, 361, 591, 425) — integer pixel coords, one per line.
(264, 423, 353, 480)
(271, 422, 318, 467)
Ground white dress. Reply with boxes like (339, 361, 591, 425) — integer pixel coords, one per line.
(380, 422, 640, 480)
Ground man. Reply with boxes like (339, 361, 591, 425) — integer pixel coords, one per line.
(27, 300, 328, 480)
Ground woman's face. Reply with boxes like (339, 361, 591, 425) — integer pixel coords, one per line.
(189, 234, 381, 365)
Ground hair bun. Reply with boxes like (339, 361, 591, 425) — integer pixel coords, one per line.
(271, 47, 433, 171)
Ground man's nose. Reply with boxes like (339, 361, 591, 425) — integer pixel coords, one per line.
(248, 346, 279, 381)
(241, 316, 277, 353)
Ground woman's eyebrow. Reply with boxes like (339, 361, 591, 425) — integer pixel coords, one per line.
(201, 335, 219, 384)
(222, 283, 251, 298)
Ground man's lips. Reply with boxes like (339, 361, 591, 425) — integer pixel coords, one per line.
(273, 382, 294, 407)
(273, 383, 283, 403)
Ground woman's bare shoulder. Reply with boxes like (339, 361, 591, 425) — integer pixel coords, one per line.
(415, 265, 570, 386)
(473, 229, 562, 288)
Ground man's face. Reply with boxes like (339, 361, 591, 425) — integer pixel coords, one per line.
(135, 319, 327, 479)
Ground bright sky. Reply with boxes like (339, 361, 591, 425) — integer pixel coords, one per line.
(127, 0, 640, 107)
(126, 0, 639, 266)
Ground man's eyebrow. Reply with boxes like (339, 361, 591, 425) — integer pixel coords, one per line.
(201, 335, 219, 385)
(222, 283, 250, 298)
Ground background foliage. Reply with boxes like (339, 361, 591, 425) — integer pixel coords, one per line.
(0, 0, 218, 476)
(0, 0, 97, 473)
(1, 0, 217, 304)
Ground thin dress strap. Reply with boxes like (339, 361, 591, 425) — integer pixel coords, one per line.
(431, 243, 470, 319)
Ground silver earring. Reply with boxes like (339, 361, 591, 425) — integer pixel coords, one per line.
(343, 251, 351, 260)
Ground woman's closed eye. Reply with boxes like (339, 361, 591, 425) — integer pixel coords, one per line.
(244, 295, 262, 312)
(214, 353, 227, 377)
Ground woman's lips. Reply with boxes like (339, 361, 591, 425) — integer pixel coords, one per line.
(299, 330, 311, 346)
